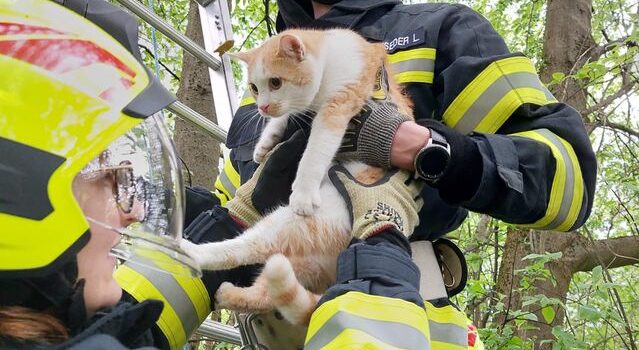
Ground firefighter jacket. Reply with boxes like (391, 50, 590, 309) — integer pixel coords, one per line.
(222, 0, 597, 239)
(208, 1, 597, 349)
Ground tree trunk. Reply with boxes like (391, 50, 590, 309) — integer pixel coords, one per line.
(494, 0, 618, 347)
(174, 0, 221, 188)
(540, 0, 595, 114)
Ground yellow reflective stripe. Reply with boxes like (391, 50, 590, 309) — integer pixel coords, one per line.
(214, 190, 229, 206)
(424, 302, 468, 350)
(224, 157, 241, 189)
(443, 56, 557, 134)
(239, 95, 255, 107)
(511, 129, 584, 231)
(318, 329, 407, 350)
(214, 177, 231, 204)
(388, 48, 436, 84)
(387, 47, 436, 63)
(305, 311, 431, 350)
(133, 251, 211, 323)
(115, 265, 185, 350)
(239, 89, 255, 107)
(215, 157, 240, 201)
(474, 87, 551, 133)
(173, 274, 211, 322)
(395, 70, 434, 84)
(306, 292, 430, 349)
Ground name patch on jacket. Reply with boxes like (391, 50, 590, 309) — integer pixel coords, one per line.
(384, 28, 425, 53)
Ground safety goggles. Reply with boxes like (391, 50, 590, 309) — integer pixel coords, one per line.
(80, 114, 200, 278)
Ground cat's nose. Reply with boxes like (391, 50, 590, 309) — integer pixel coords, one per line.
(259, 104, 270, 114)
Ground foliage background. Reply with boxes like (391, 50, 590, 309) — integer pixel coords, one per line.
(116, 0, 638, 348)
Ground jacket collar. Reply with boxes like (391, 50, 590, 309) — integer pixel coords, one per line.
(276, 0, 400, 31)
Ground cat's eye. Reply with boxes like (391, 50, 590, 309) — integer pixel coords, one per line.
(269, 78, 282, 91)
(248, 83, 258, 95)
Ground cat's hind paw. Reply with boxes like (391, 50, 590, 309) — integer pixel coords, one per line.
(214, 282, 238, 309)
(215, 282, 271, 313)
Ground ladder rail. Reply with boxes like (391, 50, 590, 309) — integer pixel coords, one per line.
(167, 101, 227, 143)
(115, 0, 221, 71)
(113, 0, 247, 346)
(114, 0, 238, 140)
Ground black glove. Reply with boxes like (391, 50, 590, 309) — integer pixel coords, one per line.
(183, 207, 260, 307)
(250, 128, 308, 214)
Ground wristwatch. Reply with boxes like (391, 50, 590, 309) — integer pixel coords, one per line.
(414, 129, 451, 183)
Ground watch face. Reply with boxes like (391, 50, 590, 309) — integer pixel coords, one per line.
(417, 146, 450, 180)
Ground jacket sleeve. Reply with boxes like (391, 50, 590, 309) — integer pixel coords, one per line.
(417, 4, 596, 231)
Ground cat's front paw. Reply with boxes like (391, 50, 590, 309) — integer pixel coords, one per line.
(253, 133, 282, 163)
(180, 239, 206, 267)
(253, 143, 272, 163)
(289, 187, 321, 216)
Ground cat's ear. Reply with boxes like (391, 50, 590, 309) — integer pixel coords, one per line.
(278, 34, 305, 61)
(227, 49, 255, 64)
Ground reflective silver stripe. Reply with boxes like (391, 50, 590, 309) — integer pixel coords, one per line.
(392, 58, 435, 74)
(454, 72, 554, 134)
(304, 311, 430, 350)
(131, 259, 201, 336)
(541, 86, 555, 101)
(532, 129, 575, 230)
(429, 320, 467, 347)
(219, 169, 237, 197)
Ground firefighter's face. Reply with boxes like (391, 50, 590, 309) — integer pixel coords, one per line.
(73, 164, 142, 317)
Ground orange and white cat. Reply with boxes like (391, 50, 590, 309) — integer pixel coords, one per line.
(181, 28, 412, 325)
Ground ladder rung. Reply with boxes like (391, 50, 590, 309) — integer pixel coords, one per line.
(167, 101, 227, 143)
(115, 0, 222, 71)
(195, 319, 242, 345)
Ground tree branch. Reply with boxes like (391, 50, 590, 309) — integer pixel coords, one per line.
(574, 235, 639, 272)
(600, 122, 639, 139)
(583, 80, 638, 117)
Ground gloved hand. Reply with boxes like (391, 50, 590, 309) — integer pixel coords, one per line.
(227, 129, 308, 227)
(328, 164, 424, 239)
(338, 99, 412, 168)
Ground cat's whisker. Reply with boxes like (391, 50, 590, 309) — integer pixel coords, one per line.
(232, 111, 265, 138)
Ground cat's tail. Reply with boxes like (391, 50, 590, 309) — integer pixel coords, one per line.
(263, 254, 321, 326)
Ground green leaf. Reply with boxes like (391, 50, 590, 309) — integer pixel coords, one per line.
(578, 304, 602, 322)
(542, 305, 556, 323)
(552, 72, 565, 81)
(591, 265, 603, 284)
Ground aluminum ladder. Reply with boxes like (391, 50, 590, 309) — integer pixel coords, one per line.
(113, 0, 252, 347)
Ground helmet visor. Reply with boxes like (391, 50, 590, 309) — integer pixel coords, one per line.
(79, 114, 201, 278)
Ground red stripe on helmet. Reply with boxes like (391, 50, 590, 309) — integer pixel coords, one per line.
(0, 38, 137, 78)
(0, 22, 66, 35)
(98, 77, 135, 102)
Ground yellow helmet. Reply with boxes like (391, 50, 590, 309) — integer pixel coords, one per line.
(0, 0, 178, 277)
